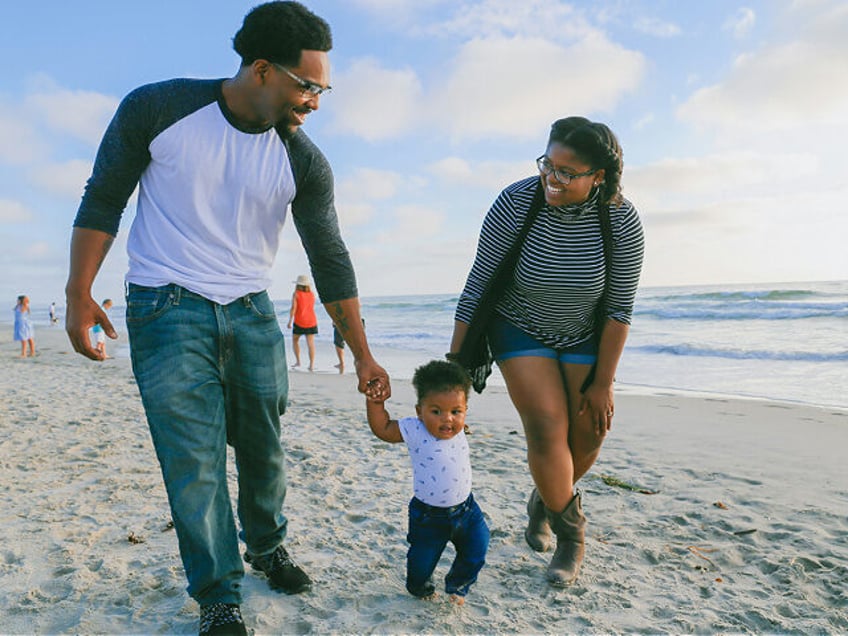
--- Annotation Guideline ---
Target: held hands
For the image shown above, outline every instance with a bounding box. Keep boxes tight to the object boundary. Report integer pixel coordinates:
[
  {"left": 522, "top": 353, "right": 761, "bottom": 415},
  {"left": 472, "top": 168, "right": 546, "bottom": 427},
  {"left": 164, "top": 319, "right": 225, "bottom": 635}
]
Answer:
[
  {"left": 355, "top": 357, "right": 391, "bottom": 402},
  {"left": 578, "top": 382, "right": 615, "bottom": 436},
  {"left": 66, "top": 293, "right": 117, "bottom": 361}
]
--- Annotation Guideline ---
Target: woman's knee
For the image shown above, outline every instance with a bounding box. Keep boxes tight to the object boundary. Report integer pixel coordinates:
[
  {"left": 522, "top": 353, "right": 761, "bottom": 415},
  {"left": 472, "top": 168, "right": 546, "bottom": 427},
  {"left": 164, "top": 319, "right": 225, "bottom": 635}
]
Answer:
[{"left": 521, "top": 413, "right": 569, "bottom": 452}]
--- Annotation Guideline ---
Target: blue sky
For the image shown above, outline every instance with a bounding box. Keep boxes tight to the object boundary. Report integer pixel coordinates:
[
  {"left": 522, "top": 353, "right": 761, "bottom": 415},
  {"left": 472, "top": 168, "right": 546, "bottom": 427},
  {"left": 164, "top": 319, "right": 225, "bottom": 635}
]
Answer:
[{"left": 1, "top": 0, "right": 847, "bottom": 307}]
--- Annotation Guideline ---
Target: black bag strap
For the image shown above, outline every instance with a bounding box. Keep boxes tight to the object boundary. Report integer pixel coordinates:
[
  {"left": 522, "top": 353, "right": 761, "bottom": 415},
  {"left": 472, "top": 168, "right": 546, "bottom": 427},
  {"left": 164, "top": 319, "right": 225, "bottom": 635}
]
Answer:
[
  {"left": 580, "top": 202, "right": 614, "bottom": 392},
  {"left": 598, "top": 203, "right": 613, "bottom": 314},
  {"left": 458, "top": 182, "right": 545, "bottom": 368}
]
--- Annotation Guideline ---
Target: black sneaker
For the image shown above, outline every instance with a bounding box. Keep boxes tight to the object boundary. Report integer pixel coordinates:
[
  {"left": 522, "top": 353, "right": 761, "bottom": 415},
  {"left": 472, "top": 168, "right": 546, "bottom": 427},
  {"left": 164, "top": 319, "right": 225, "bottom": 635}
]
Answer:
[
  {"left": 199, "top": 603, "right": 247, "bottom": 636},
  {"left": 245, "top": 545, "right": 312, "bottom": 594}
]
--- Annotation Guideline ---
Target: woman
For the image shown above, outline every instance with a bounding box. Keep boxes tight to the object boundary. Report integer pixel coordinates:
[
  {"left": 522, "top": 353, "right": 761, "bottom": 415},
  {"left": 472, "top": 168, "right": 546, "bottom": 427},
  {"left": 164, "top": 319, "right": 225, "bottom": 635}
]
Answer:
[
  {"left": 287, "top": 274, "right": 318, "bottom": 371},
  {"left": 14, "top": 295, "right": 36, "bottom": 358},
  {"left": 450, "top": 117, "right": 644, "bottom": 586}
]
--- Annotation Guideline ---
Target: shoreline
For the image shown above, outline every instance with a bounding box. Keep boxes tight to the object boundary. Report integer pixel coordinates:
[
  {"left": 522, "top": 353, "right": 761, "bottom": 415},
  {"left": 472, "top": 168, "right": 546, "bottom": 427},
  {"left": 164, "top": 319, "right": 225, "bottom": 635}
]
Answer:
[{"left": 4, "top": 327, "right": 847, "bottom": 412}]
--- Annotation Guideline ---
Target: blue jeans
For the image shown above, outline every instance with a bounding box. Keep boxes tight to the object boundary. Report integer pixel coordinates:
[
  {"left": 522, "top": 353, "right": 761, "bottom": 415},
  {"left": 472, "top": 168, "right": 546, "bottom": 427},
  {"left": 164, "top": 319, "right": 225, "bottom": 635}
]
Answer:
[
  {"left": 406, "top": 494, "right": 489, "bottom": 598},
  {"left": 126, "top": 284, "right": 289, "bottom": 605}
]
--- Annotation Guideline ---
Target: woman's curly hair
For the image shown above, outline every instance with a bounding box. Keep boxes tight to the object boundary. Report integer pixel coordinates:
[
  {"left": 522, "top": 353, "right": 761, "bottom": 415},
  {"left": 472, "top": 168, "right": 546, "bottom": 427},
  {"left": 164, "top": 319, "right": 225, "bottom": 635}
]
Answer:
[{"left": 548, "top": 116, "right": 624, "bottom": 208}]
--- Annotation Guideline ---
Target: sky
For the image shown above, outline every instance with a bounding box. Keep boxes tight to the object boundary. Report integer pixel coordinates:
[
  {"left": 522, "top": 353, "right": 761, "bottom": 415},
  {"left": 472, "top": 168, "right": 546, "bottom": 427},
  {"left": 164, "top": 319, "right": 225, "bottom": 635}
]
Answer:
[{"left": 1, "top": 0, "right": 847, "bottom": 308}]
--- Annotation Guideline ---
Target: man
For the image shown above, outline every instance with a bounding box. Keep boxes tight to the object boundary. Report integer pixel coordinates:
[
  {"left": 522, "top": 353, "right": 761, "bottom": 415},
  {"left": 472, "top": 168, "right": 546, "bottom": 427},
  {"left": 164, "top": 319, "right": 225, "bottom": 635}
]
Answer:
[{"left": 65, "top": 3, "right": 390, "bottom": 634}]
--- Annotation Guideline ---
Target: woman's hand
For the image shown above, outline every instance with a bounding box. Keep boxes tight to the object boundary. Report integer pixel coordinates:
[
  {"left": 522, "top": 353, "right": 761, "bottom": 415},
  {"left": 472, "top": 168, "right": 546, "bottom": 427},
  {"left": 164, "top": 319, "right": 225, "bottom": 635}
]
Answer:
[{"left": 578, "top": 382, "right": 615, "bottom": 436}]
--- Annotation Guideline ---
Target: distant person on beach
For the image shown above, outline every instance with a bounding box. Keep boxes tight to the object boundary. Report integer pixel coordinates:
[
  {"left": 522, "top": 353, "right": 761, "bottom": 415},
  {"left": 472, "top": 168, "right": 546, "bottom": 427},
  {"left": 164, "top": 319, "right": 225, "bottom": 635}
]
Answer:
[
  {"left": 91, "top": 298, "right": 113, "bottom": 359},
  {"left": 333, "top": 324, "right": 345, "bottom": 372},
  {"left": 13, "top": 295, "right": 36, "bottom": 358},
  {"left": 450, "top": 117, "right": 644, "bottom": 587},
  {"left": 366, "top": 360, "right": 489, "bottom": 605},
  {"left": 64, "top": 2, "right": 390, "bottom": 633},
  {"left": 49, "top": 302, "right": 58, "bottom": 325},
  {"left": 333, "top": 316, "right": 364, "bottom": 373},
  {"left": 287, "top": 274, "right": 317, "bottom": 371}
]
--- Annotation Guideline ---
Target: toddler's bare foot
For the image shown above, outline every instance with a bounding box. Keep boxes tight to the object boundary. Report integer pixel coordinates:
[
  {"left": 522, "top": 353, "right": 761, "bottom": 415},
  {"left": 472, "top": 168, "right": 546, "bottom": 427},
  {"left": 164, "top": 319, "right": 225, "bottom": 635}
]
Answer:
[{"left": 449, "top": 594, "right": 465, "bottom": 606}]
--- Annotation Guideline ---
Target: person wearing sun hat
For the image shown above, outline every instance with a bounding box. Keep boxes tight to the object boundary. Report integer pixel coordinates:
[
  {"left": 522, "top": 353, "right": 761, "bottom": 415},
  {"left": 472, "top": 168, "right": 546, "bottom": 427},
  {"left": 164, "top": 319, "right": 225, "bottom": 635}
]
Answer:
[{"left": 287, "top": 274, "right": 318, "bottom": 370}]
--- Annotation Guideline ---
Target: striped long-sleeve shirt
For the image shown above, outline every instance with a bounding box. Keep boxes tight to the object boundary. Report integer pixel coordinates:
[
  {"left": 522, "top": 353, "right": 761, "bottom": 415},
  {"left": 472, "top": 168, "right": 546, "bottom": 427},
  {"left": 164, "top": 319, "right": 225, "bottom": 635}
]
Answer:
[{"left": 455, "top": 176, "right": 645, "bottom": 349}]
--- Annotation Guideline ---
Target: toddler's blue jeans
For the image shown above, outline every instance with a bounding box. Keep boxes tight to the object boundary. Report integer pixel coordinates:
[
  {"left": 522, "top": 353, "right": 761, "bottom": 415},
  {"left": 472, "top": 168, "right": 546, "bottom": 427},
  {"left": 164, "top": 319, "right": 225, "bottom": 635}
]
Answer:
[
  {"left": 126, "top": 283, "right": 289, "bottom": 606},
  {"left": 406, "top": 493, "right": 489, "bottom": 598}
]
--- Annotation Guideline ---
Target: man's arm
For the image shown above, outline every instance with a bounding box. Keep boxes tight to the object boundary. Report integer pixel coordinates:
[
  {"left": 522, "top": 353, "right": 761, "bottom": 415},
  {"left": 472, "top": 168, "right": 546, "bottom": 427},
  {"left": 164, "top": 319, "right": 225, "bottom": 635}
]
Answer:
[
  {"left": 65, "top": 227, "right": 118, "bottom": 360},
  {"left": 324, "top": 298, "right": 390, "bottom": 400}
]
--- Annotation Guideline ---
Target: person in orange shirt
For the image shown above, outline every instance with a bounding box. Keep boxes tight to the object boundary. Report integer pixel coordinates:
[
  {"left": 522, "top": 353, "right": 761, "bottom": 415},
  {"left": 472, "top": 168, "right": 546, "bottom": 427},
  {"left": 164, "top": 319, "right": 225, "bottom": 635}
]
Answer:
[{"left": 287, "top": 274, "right": 318, "bottom": 370}]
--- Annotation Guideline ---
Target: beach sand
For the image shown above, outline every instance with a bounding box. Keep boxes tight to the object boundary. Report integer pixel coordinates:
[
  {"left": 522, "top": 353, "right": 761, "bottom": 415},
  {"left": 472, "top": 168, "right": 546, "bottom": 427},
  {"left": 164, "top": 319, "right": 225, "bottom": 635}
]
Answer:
[{"left": 1, "top": 328, "right": 846, "bottom": 634}]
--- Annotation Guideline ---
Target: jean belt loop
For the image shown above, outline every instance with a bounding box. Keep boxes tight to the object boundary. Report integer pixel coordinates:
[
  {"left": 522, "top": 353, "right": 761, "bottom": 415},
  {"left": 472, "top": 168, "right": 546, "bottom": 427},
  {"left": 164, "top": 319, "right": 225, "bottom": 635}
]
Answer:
[
  {"left": 242, "top": 292, "right": 252, "bottom": 308},
  {"left": 172, "top": 284, "right": 181, "bottom": 306}
]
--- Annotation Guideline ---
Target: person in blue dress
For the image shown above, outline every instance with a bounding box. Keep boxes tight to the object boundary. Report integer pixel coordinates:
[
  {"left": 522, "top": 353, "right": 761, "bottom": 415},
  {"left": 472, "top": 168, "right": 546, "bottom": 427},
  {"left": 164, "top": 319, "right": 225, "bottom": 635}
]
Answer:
[{"left": 13, "top": 295, "right": 36, "bottom": 358}]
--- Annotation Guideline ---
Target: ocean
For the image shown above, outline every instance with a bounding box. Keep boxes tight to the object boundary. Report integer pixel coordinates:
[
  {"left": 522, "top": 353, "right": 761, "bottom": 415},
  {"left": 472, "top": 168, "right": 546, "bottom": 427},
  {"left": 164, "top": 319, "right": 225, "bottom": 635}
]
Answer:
[{"left": 11, "top": 280, "right": 847, "bottom": 409}]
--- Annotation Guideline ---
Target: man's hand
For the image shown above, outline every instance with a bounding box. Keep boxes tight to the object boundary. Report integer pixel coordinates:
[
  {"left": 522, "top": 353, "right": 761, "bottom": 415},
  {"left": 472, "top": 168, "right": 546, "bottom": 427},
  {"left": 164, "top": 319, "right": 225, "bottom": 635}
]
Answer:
[
  {"left": 65, "top": 227, "right": 117, "bottom": 360},
  {"left": 66, "top": 294, "right": 117, "bottom": 361}
]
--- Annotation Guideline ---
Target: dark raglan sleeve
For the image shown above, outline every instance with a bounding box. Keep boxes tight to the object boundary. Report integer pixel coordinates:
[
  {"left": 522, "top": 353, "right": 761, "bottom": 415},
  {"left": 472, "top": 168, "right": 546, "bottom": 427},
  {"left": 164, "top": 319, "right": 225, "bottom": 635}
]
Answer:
[
  {"left": 73, "top": 85, "right": 157, "bottom": 236},
  {"left": 73, "top": 79, "right": 220, "bottom": 236},
  {"left": 286, "top": 129, "right": 358, "bottom": 304}
]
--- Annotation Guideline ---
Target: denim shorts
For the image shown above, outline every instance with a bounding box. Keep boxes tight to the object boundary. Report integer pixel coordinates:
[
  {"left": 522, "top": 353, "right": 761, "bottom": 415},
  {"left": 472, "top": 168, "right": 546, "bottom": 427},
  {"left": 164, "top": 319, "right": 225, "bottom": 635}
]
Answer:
[{"left": 488, "top": 314, "right": 597, "bottom": 365}]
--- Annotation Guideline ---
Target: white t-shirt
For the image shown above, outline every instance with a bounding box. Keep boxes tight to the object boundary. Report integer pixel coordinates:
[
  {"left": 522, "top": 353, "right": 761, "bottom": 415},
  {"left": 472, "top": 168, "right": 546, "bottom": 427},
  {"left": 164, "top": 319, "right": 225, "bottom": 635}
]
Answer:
[
  {"left": 398, "top": 416, "right": 472, "bottom": 508},
  {"left": 127, "top": 102, "right": 295, "bottom": 304}
]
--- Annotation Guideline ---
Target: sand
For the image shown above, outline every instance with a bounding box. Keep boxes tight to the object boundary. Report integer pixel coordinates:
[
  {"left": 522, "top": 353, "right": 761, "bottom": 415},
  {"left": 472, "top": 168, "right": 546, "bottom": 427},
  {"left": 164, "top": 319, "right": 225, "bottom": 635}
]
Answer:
[{"left": 1, "top": 328, "right": 846, "bottom": 635}]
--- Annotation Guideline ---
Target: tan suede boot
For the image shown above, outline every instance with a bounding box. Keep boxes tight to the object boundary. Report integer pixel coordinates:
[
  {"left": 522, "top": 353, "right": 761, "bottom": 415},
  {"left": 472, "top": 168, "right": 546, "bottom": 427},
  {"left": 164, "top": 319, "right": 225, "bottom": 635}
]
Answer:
[
  {"left": 524, "top": 487, "right": 553, "bottom": 552},
  {"left": 545, "top": 492, "right": 586, "bottom": 587}
]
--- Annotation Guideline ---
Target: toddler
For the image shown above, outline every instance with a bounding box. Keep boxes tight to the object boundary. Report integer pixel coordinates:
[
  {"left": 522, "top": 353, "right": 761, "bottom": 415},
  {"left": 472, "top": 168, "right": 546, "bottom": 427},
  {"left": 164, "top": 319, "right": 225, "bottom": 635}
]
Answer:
[{"left": 366, "top": 360, "right": 489, "bottom": 604}]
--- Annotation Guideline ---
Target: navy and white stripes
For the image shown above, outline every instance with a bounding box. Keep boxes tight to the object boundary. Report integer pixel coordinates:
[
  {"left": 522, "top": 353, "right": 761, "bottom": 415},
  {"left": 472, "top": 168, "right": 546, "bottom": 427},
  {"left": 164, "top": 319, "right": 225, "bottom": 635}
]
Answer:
[{"left": 456, "top": 176, "right": 644, "bottom": 349}]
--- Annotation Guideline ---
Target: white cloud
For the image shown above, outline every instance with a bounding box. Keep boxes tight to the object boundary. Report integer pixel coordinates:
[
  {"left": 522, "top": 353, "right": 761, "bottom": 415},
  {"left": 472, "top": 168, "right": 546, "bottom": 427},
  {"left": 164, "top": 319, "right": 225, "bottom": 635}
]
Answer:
[
  {"left": 625, "top": 151, "right": 819, "bottom": 212},
  {"left": 678, "top": 6, "right": 848, "bottom": 132},
  {"left": 350, "top": 0, "right": 450, "bottom": 20},
  {"left": 428, "top": 157, "right": 473, "bottom": 182},
  {"left": 336, "top": 167, "right": 403, "bottom": 201},
  {"left": 633, "top": 113, "right": 655, "bottom": 131},
  {"left": 634, "top": 17, "right": 681, "bottom": 38},
  {"left": 0, "top": 103, "right": 47, "bottom": 164},
  {"left": 427, "top": 156, "right": 531, "bottom": 190},
  {"left": 24, "top": 75, "right": 118, "bottom": 146},
  {"left": 386, "top": 203, "right": 445, "bottom": 238},
  {"left": 435, "top": 35, "right": 645, "bottom": 140},
  {"left": 29, "top": 159, "right": 92, "bottom": 200},
  {"left": 436, "top": 0, "right": 594, "bottom": 40},
  {"left": 642, "top": 186, "right": 848, "bottom": 286},
  {"left": 336, "top": 202, "right": 375, "bottom": 228},
  {"left": 723, "top": 8, "right": 756, "bottom": 39},
  {"left": 0, "top": 198, "right": 32, "bottom": 222},
  {"left": 24, "top": 241, "right": 51, "bottom": 259},
  {"left": 327, "top": 58, "right": 423, "bottom": 141},
  {"left": 334, "top": 167, "right": 405, "bottom": 228}
]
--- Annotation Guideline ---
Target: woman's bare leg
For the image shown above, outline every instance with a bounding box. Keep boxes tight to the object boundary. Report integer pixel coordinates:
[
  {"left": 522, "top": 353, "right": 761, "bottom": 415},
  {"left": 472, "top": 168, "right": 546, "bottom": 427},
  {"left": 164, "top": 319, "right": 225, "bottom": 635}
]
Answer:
[
  {"left": 291, "top": 334, "right": 301, "bottom": 366},
  {"left": 561, "top": 362, "right": 607, "bottom": 482},
  {"left": 306, "top": 334, "right": 316, "bottom": 371},
  {"left": 498, "top": 356, "right": 574, "bottom": 512}
]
